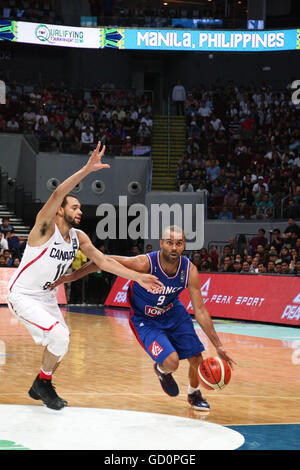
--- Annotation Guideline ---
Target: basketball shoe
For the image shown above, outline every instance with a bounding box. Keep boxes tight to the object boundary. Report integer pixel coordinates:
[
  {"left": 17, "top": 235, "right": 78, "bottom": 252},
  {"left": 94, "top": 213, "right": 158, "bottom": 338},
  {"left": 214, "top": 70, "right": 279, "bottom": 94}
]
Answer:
[
  {"left": 28, "top": 375, "right": 67, "bottom": 410},
  {"left": 188, "top": 389, "right": 210, "bottom": 412},
  {"left": 154, "top": 363, "right": 179, "bottom": 397}
]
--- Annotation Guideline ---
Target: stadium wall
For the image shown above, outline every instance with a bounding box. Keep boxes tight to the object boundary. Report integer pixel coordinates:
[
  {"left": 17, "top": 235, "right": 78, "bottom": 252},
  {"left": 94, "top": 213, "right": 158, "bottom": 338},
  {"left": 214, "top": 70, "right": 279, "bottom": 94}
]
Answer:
[{"left": 3, "top": 41, "right": 300, "bottom": 90}]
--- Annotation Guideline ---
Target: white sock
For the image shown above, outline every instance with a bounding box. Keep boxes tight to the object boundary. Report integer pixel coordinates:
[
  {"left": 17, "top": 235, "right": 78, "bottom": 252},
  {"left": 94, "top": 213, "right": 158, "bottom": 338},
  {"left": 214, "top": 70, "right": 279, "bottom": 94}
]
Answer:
[
  {"left": 157, "top": 364, "right": 166, "bottom": 374},
  {"left": 188, "top": 385, "right": 199, "bottom": 395}
]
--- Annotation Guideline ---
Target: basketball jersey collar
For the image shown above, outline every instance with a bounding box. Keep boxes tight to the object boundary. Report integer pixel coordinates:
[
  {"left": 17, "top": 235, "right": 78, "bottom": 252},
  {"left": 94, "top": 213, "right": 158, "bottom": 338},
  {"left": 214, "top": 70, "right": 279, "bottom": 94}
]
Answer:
[
  {"left": 55, "top": 224, "right": 74, "bottom": 246},
  {"left": 156, "top": 251, "right": 182, "bottom": 279}
]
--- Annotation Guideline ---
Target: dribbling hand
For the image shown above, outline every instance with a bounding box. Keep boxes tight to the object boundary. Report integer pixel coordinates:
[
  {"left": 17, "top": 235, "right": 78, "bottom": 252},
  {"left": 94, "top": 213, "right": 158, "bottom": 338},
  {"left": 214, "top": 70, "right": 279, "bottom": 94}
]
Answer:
[{"left": 216, "top": 345, "right": 236, "bottom": 370}]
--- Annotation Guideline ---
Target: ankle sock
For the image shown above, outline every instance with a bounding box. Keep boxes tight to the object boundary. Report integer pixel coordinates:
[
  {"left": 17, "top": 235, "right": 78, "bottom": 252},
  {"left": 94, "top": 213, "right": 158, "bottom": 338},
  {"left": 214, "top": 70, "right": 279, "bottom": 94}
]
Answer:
[
  {"left": 188, "top": 385, "right": 199, "bottom": 395},
  {"left": 157, "top": 364, "right": 167, "bottom": 375},
  {"left": 39, "top": 368, "right": 52, "bottom": 381}
]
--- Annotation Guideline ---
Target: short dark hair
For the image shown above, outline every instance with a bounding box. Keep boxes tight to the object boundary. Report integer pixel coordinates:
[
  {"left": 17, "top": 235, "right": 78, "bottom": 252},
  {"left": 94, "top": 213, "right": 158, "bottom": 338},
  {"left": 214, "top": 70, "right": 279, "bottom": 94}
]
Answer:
[{"left": 61, "top": 193, "right": 78, "bottom": 208}]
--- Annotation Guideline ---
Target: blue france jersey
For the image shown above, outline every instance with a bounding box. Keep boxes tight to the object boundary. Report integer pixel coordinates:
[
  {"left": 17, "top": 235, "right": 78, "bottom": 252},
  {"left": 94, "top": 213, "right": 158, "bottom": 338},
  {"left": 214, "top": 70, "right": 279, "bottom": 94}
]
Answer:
[{"left": 128, "top": 250, "right": 191, "bottom": 322}]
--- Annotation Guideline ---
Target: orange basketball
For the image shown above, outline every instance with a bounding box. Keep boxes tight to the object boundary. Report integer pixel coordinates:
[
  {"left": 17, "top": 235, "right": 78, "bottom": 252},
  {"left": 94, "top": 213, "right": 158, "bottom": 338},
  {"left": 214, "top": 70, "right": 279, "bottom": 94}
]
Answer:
[{"left": 198, "top": 357, "right": 231, "bottom": 390}]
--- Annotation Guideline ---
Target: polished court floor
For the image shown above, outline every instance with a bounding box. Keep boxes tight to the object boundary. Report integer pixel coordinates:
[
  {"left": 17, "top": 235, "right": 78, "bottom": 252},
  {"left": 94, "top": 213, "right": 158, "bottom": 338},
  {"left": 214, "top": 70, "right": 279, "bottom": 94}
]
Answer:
[{"left": 0, "top": 304, "right": 299, "bottom": 450}]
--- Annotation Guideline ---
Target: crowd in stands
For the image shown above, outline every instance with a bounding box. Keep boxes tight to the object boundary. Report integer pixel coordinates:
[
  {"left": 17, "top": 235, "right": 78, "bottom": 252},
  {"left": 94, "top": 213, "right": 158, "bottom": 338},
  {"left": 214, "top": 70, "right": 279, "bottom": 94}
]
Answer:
[
  {"left": 187, "top": 223, "right": 300, "bottom": 275},
  {"left": 90, "top": 0, "right": 223, "bottom": 28},
  {"left": 0, "top": 79, "right": 153, "bottom": 156},
  {"left": 0, "top": 217, "right": 24, "bottom": 268},
  {"left": 129, "top": 222, "right": 300, "bottom": 276},
  {"left": 2, "top": 0, "right": 61, "bottom": 24},
  {"left": 176, "top": 80, "right": 300, "bottom": 220}
]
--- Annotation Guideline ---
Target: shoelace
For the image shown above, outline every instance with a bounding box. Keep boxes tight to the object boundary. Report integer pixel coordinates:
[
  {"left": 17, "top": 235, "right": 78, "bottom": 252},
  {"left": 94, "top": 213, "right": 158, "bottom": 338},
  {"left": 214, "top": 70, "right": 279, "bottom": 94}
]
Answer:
[{"left": 41, "top": 379, "right": 60, "bottom": 399}]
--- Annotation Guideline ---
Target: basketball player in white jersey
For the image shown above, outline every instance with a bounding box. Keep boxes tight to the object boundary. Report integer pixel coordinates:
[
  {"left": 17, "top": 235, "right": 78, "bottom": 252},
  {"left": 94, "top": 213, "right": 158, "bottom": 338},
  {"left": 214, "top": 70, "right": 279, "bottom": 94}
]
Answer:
[{"left": 7, "top": 141, "right": 163, "bottom": 411}]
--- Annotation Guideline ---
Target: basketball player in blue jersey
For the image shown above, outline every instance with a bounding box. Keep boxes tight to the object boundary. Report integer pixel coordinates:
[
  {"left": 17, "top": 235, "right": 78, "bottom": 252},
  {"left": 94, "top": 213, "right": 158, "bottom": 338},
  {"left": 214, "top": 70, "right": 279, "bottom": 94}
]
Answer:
[
  {"left": 51, "top": 225, "right": 235, "bottom": 412},
  {"left": 7, "top": 141, "right": 163, "bottom": 411}
]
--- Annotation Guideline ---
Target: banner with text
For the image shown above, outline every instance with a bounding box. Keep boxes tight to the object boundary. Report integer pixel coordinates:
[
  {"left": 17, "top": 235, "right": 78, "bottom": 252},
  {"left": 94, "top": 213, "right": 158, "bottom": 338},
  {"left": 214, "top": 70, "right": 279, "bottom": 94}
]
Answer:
[
  {"left": 0, "top": 268, "right": 67, "bottom": 304},
  {"left": 105, "top": 273, "right": 300, "bottom": 326},
  {"left": 0, "top": 21, "right": 300, "bottom": 51}
]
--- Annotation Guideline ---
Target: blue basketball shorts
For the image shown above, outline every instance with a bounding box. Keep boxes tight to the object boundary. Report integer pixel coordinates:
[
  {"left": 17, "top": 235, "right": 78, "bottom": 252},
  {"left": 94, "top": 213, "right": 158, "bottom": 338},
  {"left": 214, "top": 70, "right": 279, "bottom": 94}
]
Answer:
[{"left": 129, "top": 307, "right": 205, "bottom": 365}]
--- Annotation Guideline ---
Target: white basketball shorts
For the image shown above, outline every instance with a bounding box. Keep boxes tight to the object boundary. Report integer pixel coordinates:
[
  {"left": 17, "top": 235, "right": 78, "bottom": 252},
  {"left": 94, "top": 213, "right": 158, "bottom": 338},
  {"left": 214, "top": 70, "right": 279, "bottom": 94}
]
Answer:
[{"left": 7, "top": 291, "right": 68, "bottom": 347}]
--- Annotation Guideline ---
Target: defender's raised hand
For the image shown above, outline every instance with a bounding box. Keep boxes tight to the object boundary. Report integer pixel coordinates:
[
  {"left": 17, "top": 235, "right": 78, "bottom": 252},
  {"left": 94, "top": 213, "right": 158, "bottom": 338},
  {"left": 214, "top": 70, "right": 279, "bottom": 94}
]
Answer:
[{"left": 86, "top": 141, "right": 110, "bottom": 173}]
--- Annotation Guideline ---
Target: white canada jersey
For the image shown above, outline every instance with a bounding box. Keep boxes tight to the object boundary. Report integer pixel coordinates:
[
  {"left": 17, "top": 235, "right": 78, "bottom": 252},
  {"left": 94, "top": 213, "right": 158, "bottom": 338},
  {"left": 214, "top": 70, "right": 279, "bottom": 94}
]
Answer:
[{"left": 8, "top": 225, "right": 80, "bottom": 296}]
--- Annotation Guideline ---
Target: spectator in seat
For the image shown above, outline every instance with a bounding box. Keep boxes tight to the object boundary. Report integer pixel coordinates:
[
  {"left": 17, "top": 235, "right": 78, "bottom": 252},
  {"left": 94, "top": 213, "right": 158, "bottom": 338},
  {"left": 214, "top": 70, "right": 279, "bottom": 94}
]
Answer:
[
  {"left": 0, "top": 217, "right": 14, "bottom": 235},
  {"left": 293, "top": 256, "right": 300, "bottom": 275},
  {"left": 221, "top": 255, "right": 234, "bottom": 272},
  {"left": 280, "top": 247, "right": 291, "bottom": 263},
  {"left": 270, "top": 228, "right": 283, "bottom": 254},
  {"left": 234, "top": 234, "right": 248, "bottom": 258},
  {"left": 121, "top": 136, "right": 133, "bottom": 156},
  {"left": 2, "top": 249, "right": 12, "bottom": 266},
  {"left": 232, "top": 259, "right": 242, "bottom": 273},
  {"left": 206, "top": 159, "right": 221, "bottom": 181},
  {"left": 241, "top": 261, "right": 251, "bottom": 273},
  {"left": 123, "top": 112, "right": 136, "bottom": 135},
  {"left": 289, "top": 248, "right": 300, "bottom": 271},
  {"left": 252, "top": 176, "right": 269, "bottom": 195},
  {"left": 283, "top": 218, "right": 300, "bottom": 238},
  {"left": 224, "top": 188, "right": 239, "bottom": 215},
  {"left": 283, "top": 199, "right": 300, "bottom": 219},
  {"left": 0, "top": 254, "right": 7, "bottom": 266},
  {"left": 256, "top": 193, "right": 274, "bottom": 219},
  {"left": 248, "top": 228, "right": 268, "bottom": 252},
  {"left": 81, "top": 126, "right": 94, "bottom": 147},
  {"left": 218, "top": 206, "right": 233, "bottom": 220},
  {"left": 257, "top": 262, "right": 266, "bottom": 273},
  {"left": 275, "top": 259, "right": 283, "bottom": 274},
  {"left": 51, "top": 125, "right": 63, "bottom": 142},
  {"left": 200, "top": 261, "right": 211, "bottom": 272},
  {"left": 23, "top": 106, "right": 36, "bottom": 128},
  {"left": 281, "top": 260, "right": 293, "bottom": 274},
  {"left": 208, "top": 245, "right": 219, "bottom": 272},
  {"left": 7, "top": 116, "right": 19, "bottom": 132},
  {"left": 255, "top": 244, "right": 268, "bottom": 265},
  {"left": 140, "top": 112, "right": 153, "bottom": 130},
  {"left": 12, "top": 257, "right": 20, "bottom": 267},
  {"left": 179, "top": 181, "right": 194, "bottom": 192},
  {"left": 0, "top": 231, "right": 8, "bottom": 253},
  {"left": 198, "top": 99, "right": 212, "bottom": 118},
  {"left": 5, "top": 231, "right": 20, "bottom": 258},
  {"left": 267, "top": 260, "right": 276, "bottom": 274},
  {"left": 192, "top": 253, "right": 201, "bottom": 272},
  {"left": 137, "top": 121, "right": 151, "bottom": 140},
  {"left": 238, "top": 185, "right": 254, "bottom": 219}
]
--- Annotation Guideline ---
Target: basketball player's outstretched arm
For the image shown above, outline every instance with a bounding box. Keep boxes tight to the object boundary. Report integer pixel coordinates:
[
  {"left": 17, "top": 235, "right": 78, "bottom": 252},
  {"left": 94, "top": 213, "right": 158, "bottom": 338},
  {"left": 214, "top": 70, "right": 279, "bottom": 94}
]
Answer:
[
  {"left": 28, "top": 142, "right": 109, "bottom": 245},
  {"left": 76, "top": 233, "right": 162, "bottom": 292},
  {"left": 50, "top": 255, "right": 150, "bottom": 289},
  {"left": 188, "top": 263, "right": 236, "bottom": 369}
]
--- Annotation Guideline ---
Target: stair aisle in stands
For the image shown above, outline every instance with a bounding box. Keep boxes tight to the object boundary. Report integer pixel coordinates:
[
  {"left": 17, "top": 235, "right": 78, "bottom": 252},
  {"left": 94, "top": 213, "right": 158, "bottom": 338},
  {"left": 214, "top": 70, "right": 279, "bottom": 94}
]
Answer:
[{"left": 151, "top": 115, "right": 186, "bottom": 191}]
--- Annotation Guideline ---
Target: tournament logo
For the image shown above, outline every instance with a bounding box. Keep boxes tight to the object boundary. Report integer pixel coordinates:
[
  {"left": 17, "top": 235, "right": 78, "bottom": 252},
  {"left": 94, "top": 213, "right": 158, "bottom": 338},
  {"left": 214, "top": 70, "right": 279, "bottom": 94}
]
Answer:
[
  {"left": 35, "top": 24, "right": 50, "bottom": 42},
  {"left": 35, "top": 24, "right": 84, "bottom": 45}
]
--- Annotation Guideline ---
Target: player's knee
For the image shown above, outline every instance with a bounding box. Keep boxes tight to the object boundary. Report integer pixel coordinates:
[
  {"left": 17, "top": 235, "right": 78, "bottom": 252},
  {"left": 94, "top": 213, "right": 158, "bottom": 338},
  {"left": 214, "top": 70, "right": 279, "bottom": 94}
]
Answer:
[
  {"left": 162, "top": 352, "right": 179, "bottom": 372},
  {"left": 47, "top": 322, "right": 70, "bottom": 357}
]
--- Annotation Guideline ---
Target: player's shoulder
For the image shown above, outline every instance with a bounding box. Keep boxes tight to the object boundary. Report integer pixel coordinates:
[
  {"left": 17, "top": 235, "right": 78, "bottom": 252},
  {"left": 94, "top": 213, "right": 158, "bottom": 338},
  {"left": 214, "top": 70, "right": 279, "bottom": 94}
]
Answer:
[{"left": 73, "top": 228, "right": 88, "bottom": 241}]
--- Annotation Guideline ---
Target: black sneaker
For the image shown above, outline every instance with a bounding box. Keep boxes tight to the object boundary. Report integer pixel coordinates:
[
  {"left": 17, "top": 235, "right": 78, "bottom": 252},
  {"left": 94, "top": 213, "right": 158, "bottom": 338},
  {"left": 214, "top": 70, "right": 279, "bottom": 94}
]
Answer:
[
  {"left": 154, "top": 363, "right": 179, "bottom": 397},
  {"left": 188, "top": 390, "right": 210, "bottom": 412},
  {"left": 28, "top": 375, "right": 67, "bottom": 410}
]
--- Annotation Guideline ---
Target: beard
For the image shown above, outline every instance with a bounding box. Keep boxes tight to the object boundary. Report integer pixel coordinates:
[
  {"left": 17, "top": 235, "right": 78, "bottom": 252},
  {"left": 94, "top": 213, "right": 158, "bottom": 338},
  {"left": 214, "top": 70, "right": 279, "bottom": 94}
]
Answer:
[
  {"left": 64, "top": 214, "right": 81, "bottom": 228},
  {"left": 162, "top": 250, "right": 179, "bottom": 264}
]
